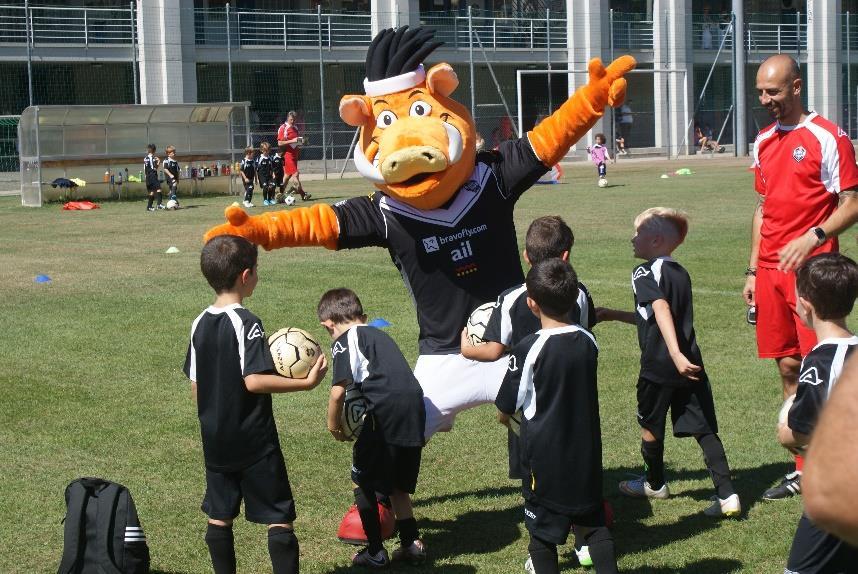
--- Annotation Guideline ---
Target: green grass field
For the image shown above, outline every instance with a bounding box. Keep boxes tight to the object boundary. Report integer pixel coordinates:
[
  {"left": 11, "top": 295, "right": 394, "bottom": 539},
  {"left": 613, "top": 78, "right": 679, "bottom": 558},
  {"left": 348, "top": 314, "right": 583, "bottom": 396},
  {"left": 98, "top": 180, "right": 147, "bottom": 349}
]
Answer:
[{"left": 2, "top": 158, "right": 853, "bottom": 573}]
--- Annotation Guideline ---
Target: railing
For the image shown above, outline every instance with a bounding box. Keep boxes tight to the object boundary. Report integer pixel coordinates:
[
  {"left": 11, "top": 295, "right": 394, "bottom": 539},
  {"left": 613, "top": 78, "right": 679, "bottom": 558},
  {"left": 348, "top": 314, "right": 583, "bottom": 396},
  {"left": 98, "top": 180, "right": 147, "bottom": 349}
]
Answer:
[
  {"left": 420, "top": 12, "right": 566, "bottom": 50},
  {"left": 843, "top": 13, "right": 858, "bottom": 52},
  {"left": 610, "top": 14, "right": 653, "bottom": 51},
  {"left": 0, "top": 4, "right": 134, "bottom": 46},
  {"left": 194, "top": 8, "right": 373, "bottom": 48},
  {"left": 691, "top": 13, "right": 805, "bottom": 52}
]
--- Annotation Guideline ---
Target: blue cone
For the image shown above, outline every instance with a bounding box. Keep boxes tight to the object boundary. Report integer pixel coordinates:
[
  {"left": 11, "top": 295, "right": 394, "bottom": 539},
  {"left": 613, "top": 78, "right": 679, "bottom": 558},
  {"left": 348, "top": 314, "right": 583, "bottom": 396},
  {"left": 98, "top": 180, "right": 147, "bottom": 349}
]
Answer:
[
  {"left": 368, "top": 318, "right": 391, "bottom": 328},
  {"left": 35, "top": 274, "right": 52, "bottom": 283}
]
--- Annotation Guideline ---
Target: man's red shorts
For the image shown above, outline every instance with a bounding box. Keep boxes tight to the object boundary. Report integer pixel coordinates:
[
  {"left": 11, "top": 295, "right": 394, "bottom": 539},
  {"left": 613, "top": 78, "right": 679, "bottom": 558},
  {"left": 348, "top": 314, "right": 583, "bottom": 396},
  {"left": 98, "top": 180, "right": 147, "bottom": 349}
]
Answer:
[
  {"left": 284, "top": 152, "right": 299, "bottom": 175},
  {"left": 755, "top": 266, "right": 817, "bottom": 358}
]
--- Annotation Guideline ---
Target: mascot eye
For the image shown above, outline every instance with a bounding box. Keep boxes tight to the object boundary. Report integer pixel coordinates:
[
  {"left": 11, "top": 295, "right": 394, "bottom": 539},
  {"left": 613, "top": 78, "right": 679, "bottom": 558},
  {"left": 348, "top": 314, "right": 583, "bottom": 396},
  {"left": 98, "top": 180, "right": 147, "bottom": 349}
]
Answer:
[
  {"left": 376, "top": 110, "right": 398, "bottom": 129},
  {"left": 409, "top": 101, "right": 432, "bottom": 117}
]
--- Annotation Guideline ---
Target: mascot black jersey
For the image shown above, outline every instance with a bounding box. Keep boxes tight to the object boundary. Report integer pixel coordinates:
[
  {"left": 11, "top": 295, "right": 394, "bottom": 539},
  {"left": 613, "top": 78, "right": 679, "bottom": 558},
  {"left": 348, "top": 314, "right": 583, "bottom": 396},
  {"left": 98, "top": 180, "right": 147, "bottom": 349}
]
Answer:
[{"left": 333, "top": 137, "right": 548, "bottom": 355}]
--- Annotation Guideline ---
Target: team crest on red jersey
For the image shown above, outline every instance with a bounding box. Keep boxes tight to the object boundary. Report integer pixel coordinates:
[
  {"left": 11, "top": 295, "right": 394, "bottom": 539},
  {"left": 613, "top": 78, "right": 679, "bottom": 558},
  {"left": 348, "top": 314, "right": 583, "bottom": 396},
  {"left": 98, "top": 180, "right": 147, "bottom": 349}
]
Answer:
[{"left": 792, "top": 146, "right": 806, "bottom": 162}]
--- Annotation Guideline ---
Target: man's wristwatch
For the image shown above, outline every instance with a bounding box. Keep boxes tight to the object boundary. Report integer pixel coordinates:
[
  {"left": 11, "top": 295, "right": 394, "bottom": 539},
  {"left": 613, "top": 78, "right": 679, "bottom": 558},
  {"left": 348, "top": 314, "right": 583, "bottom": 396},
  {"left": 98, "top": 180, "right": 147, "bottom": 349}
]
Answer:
[
  {"left": 810, "top": 226, "right": 827, "bottom": 245},
  {"left": 744, "top": 267, "right": 756, "bottom": 277}
]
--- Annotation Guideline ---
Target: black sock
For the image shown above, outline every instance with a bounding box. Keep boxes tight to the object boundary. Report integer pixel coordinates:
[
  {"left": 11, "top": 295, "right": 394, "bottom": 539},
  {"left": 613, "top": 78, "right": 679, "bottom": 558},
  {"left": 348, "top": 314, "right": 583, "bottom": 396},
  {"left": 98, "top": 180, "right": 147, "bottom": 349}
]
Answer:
[
  {"left": 397, "top": 517, "right": 418, "bottom": 548},
  {"left": 641, "top": 439, "right": 665, "bottom": 489},
  {"left": 146, "top": 193, "right": 154, "bottom": 209},
  {"left": 268, "top": 526, "right": 299, "bottom": 574},
  {"left": 205, "top": 523, "right": 236, "bottom": 574},
  {"left": 582, "top": 526, "right": 619, "bottom": 574},
  {"left": 155, "top": 191, "right": 162, "bottom": 206},
  {"left": 527, "top": 535, "right": 559, "bottom": 574},
  {"left": 354, "top": 486, "right": 383, "bottom": 554},
  {"left": 245, "top": 190, "right": 252, "bottom": 202},
  {"left": 697, "top": 433, "right": 735, "bottom": 499}
]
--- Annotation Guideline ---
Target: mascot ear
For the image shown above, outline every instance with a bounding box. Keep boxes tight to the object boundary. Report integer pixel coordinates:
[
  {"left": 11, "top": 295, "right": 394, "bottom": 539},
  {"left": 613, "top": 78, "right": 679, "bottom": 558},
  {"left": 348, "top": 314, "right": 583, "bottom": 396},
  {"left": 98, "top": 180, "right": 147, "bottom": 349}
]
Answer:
[
  {"left": 426, "top": 63, "right": 459, "bottom": 98},
  {"left": 339, "top": 95, "right": 372, "bottom": 127}
]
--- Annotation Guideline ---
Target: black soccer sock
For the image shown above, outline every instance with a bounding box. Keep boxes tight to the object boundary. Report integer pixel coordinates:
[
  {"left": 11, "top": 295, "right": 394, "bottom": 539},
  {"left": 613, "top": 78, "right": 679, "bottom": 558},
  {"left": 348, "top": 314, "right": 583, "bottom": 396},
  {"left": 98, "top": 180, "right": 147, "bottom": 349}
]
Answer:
[
  {"left": 581, "top": 527, "right": 619, "bottom": 574},
  {"left": 397, "top": 517, "right": 418, "bottom": 548},
  {"left": 205, "top": 523, "right": 236, "bottom": 574},
  {"left": 268, "top": 526, "right": 299, "bottom": 574},
  {"left": 641, "top": 439, "right": 665, "bottom": 489},
  {"left": 155, "top": 191, "right": 162, "bottom": 206},
  {"left": 527, "top": 535, "right": 559, "bottom": 574},
  {"left": 146, "top": 192, "right": 154, "bottom": 209},
  {"left": 354, "top": 486, "right": 383, "bottom": 554},
  {"left": 697, "top": 433, "right": 735, "bottom": 499},
  {"left": 245, "top": 188, "right": 252, "bottom": 202}
]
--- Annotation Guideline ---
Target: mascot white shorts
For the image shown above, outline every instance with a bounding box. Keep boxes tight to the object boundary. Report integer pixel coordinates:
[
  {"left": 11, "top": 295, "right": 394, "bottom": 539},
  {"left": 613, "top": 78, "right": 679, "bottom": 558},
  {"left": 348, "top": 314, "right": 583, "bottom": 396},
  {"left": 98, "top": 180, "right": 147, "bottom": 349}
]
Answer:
[{"left": 415, "top": 354, "right": 509, "bottom": 439}]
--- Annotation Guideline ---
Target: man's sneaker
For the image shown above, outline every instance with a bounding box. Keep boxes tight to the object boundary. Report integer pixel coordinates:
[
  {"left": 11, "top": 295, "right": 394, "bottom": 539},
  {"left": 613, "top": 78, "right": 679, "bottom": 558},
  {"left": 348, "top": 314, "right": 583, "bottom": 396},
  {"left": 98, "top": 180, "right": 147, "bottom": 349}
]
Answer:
[
  {"left": 352, "top": 547, "right": 389, "bottom": 568},
  {"left": 575, "top": 545, "right": 593, "bottom": 567},
  {"left": 242, "top": 200, "right": 254, "bottom": 208},
  {"left": 619, "top": 475, "right": 670, "bottom": 499},
  {"left": 524, "top": 555, "right": 535, "bottom": 574},
  {"left": 391, "top": 539, "right": 427, "bottom": 564},
  {"left": 301, "top": 192, "right": 312, "bottom": 201},
  {"left": 704, "top": 493, "right": 742, "bottom": 518},
  {"left": 763, "top": 471, "right": 801, "bottom": 500}
]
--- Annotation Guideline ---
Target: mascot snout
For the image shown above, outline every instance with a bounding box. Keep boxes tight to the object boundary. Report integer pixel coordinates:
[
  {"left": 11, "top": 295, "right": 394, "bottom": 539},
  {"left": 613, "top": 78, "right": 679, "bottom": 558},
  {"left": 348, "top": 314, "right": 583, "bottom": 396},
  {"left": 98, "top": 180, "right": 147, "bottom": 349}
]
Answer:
[{"left": 381, "top": 146, "right": 446, "bottom": 184}]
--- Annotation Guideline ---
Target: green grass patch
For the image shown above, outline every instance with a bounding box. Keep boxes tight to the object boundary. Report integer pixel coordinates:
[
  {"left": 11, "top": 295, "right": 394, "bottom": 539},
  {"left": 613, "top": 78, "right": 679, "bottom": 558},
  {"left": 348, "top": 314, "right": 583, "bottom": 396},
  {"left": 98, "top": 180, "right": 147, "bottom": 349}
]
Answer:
[{"left": 2, "top": 158, "right": 852, "bottom": 573}]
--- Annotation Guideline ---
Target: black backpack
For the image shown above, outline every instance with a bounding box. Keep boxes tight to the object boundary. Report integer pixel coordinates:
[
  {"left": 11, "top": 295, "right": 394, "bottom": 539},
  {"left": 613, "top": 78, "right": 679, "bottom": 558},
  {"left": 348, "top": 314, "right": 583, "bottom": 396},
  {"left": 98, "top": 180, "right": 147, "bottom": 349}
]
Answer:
[{"left": 57, "top": 478, "right": 150, "bottom": 574}]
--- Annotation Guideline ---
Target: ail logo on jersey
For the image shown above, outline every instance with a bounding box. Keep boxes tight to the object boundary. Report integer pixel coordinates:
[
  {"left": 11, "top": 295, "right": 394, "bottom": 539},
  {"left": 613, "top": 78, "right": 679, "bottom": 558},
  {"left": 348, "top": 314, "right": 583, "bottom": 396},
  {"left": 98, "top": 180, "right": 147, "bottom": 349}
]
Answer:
[
  {"left": 422, "top": 236, "right": 440, "bottom": 253},
  {"left": 632, "top": 266, "right": 650, "bottom": 281},
  {"left": 247, "top": 323, "right": 263, "bottom": 340},
  {"left": 792, "top": 146, "right": 807, "bottom": 163},
  {"left": 798, "top": 366, "right": 823, "bottom": 386},
  {"left": 451, "top": 240, "right": 474, "bottom": 262},
  {"left": 332, "top": 342, "right": 348, "bottom": 356},
  {"left": 507, "top": 355, "right": 519, "bottom": 372}
]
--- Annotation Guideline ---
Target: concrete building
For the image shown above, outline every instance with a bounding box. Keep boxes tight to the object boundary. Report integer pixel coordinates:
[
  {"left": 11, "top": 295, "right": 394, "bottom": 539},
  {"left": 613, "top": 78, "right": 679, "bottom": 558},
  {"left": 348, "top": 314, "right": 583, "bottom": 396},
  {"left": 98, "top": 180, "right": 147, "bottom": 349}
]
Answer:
[{"left": 1, "top": 0, "right": 856, "bottom": 160}]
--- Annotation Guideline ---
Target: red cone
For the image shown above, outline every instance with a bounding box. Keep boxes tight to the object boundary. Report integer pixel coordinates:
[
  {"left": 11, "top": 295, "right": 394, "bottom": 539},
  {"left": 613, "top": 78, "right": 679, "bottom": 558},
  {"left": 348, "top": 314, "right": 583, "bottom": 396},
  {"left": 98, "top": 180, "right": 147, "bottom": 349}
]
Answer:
[{"left": 337, "top": 501, "right": 397, "bottom": 545}]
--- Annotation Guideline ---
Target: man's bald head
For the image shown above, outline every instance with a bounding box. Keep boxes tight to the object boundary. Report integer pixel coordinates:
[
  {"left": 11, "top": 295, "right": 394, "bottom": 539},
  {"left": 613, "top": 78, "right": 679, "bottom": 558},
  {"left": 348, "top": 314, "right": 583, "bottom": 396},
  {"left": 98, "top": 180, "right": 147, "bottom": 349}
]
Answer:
[{"left": 756, "top": 54, "right": 804, "bottom": 124}]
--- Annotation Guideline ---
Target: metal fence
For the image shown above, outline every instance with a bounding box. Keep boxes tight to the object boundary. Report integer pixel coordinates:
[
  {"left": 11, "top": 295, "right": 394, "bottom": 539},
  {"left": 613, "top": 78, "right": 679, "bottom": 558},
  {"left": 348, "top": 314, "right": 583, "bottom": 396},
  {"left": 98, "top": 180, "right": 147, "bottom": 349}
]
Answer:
[
  {"left": 0, "top": 4, "right": 134, "bottom": 46},
  {"left": 421, "top": 12, "right": 567, "bottom": 50}
]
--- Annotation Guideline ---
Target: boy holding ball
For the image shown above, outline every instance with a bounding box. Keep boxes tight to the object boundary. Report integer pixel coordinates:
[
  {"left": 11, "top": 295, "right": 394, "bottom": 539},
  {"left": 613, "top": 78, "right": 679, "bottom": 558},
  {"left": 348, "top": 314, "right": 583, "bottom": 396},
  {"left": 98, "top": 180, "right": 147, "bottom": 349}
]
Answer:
[
  {"left": 183, "top": 235, "right": 327, "bottom": 574},
  {"left": 318, "top": 288, "right": 426, "bottom": 568}
]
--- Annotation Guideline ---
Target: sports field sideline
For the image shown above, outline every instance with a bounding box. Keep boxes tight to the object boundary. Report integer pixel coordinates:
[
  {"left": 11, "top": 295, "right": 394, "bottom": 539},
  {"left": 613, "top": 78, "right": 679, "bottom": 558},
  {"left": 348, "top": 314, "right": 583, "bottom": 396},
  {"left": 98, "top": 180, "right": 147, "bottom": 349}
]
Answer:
[{"left": 2, "top": 157, "right": 854, "bottom": 573}]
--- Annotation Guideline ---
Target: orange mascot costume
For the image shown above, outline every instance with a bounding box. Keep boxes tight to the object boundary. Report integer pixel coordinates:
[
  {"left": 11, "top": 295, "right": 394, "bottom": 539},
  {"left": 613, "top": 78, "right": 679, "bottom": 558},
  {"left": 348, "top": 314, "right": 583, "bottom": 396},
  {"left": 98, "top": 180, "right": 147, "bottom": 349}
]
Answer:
[{"left": 206, "top": 27, "right": 634, "bottom": 438}]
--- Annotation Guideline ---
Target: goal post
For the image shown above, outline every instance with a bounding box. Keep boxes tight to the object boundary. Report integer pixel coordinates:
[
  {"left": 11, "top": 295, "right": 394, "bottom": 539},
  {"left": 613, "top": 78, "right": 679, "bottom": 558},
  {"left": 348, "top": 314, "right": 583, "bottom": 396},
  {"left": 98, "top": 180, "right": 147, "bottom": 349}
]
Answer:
[{"left": 515, "top": 68, "right": 691, "bottom": 158}]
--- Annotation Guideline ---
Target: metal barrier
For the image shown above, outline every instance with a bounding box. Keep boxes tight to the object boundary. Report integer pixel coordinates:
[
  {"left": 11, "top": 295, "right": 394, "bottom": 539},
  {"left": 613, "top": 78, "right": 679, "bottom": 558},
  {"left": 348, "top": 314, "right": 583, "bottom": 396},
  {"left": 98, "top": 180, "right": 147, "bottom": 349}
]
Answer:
[
  {"left": 0, "top": 4, "right": 134, "bottom": 46},
  {"left": 610, "top": 14, "right": 654, "bottom": 51},
  {"left": 420, "top": 12, "right": 567, "bottom": 50}
]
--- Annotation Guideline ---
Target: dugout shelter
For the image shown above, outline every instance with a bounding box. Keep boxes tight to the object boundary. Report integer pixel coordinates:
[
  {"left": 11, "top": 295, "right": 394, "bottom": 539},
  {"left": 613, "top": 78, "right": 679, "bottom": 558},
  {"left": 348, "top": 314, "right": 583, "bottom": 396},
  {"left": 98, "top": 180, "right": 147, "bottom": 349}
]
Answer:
[{"left": 18, "top": 102, "right": 251, "bottom": 206}]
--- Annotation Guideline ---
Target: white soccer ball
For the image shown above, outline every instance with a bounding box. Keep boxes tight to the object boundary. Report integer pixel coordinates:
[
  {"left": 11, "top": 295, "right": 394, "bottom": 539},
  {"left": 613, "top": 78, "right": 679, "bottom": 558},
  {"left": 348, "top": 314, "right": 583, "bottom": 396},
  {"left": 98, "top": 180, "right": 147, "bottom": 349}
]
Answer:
[
  {"left": 465, "top": 302, "right": 496, "bottom": 346},
  {"left": 166, "top": 199, "right": 179, "bottom": 209},
  {"left": 341, "top": 383, "right": 369, "bottom": 441},
  {"left": 268, "top": 327, "right": 322, "bottom": 379},
  {"left": 284, "top": 194, "right": 296, "bottom": 206},
  {"left": 598, "top": 178, "right": 608, "bottom": 188}
]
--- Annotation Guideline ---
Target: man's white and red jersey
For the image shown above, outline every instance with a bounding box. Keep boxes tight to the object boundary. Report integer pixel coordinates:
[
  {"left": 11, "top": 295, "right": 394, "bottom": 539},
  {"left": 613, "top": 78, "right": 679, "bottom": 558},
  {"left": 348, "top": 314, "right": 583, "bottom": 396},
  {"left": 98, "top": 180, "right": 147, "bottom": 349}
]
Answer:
[
  {"left": 278, "top": 123, "right": 300, "bottom": 156},
  {"left": 752, "top": 112, "right": 858, "bottom": 267}
]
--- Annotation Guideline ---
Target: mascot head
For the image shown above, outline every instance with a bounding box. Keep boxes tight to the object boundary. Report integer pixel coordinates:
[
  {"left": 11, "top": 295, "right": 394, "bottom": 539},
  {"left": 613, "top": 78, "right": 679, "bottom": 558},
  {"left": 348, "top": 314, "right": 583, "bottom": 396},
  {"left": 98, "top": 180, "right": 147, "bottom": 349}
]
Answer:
[{"left": 339, "top": 27, "right": 476, "bottom": 211}]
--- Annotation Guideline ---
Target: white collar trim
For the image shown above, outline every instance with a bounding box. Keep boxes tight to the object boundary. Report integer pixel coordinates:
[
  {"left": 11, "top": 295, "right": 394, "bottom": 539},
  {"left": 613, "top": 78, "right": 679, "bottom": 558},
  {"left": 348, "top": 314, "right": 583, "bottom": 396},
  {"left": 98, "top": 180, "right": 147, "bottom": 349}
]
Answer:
[{"left": 777, "top": 111, "right": 817, "bottom": 131}]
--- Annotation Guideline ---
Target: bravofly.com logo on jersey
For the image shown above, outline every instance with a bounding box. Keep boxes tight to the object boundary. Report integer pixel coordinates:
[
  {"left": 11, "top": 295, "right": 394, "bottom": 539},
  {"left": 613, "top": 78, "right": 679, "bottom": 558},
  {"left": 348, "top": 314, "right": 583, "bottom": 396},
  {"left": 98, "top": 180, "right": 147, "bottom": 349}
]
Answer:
[{"left": 422, "top": 224, "right": 488, "bottom": 253}]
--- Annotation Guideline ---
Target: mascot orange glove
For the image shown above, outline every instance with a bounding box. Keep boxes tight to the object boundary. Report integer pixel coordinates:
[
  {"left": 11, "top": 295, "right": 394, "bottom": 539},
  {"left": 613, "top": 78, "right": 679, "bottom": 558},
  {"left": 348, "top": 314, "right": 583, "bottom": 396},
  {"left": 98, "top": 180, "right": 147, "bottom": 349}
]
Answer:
[
  {"left": 529, "top": 56, "right": 636, "bottom": 167},
  {"left": 202, "top": 202, "right": 339, "bottom": 250}
]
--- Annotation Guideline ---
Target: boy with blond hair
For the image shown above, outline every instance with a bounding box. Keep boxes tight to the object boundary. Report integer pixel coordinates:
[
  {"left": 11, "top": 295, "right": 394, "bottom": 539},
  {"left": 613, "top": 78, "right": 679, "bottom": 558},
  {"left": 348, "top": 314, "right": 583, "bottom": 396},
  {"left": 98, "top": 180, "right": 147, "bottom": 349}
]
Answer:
[
  {"left": 163, "top": 145, "right": 180, "bottom": 205},
  {"left": 598, "top": 207, "right": 740, "bottom": 517}
]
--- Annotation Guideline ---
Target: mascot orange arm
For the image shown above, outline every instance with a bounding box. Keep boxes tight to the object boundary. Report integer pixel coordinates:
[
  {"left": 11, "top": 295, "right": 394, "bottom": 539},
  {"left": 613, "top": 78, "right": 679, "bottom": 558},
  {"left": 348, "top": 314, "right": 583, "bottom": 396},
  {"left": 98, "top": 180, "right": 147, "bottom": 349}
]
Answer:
[{"left": 204, "top": 54, "right": 635, "bottom": 249}]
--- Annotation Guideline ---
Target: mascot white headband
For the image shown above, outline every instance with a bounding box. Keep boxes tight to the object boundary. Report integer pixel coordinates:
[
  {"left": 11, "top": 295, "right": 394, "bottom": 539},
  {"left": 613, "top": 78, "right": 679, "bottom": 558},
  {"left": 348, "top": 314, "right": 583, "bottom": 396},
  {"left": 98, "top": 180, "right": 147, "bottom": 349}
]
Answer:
[{"left": 364, "top": 64, "right": 426, "bottom": 97}]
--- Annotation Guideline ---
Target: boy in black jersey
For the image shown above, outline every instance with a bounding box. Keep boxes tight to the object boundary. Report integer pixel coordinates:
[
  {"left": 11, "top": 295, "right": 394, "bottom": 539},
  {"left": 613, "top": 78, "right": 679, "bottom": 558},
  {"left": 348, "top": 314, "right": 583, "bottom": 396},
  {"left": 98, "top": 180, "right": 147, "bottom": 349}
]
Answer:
[
  {"left": 273, "top": 145, "right": 286, "bottom": 203},
  {"left": 183, "top": 235, "right": 328, "bottom": 574},
  {"left": 257, "top": 142, "right": 276, "bottom": 206},
  {"left": 318, "top": 288, "right": 426, "bottom": 568},
  {"left": 496, "top": 259, "right": 618, "bottom": 574},
  {"left": 779, "top": 253, "right": 858, "bottom": 574},
  {"left": 240, "top": 146, "right": 257, "bottom": 208},
  {"left": 144, "top": 143, "right": 162, "bottom": 211},
  {"left": 597, "top": 207, "right": 739, "bottom": 517},
  {"left": 163, "top": 145, "right": 180, "bottom": 205}
]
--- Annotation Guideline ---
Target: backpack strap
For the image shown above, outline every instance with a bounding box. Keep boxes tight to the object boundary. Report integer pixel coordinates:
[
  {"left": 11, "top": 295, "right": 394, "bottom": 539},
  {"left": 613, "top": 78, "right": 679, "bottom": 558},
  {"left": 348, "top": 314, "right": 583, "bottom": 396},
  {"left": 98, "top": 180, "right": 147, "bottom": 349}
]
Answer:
[
  {"left": 57, "top": 481, "right": 89, "bottom": 574},
  {"left": 95, "top": 483, "right": 124, "bottom": 574}
]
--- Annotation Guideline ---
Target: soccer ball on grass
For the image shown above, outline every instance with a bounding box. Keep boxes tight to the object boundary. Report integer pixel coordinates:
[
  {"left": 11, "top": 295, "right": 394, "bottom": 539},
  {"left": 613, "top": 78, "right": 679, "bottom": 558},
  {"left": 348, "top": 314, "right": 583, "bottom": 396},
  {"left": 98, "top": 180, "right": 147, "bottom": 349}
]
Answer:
[
  {"left": 597, "top": 178, "right": 608, "bottom": 188},
  {"left": 284, "top": 194, "right": 296, "bottom": 206},
  {"left": 268, "top": 327, "right": 322, "bottom": 378}
]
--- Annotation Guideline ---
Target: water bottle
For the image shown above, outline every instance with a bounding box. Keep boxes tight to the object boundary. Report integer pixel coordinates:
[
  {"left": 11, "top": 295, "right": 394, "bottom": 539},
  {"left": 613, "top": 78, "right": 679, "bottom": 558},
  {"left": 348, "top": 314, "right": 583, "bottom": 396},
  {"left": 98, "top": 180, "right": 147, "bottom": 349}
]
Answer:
[{"left": 103, "top": 170, "right": 110, "bottom": 183}]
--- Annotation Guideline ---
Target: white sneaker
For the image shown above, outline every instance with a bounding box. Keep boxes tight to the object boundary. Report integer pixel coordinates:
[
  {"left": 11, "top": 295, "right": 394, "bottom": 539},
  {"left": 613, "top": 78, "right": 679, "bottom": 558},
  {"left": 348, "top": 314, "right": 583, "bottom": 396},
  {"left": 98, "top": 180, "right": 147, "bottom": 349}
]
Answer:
[
  {"left": 524, "top": 555, "right": 535, "bottom": 574},
  {"left": 575, "top": 545, "right": 593, "bottom": 567},
  {"left": 619, "top": 475, "right": 670, "bottom": 499},
  {"left": 242, "top": 200, "right": 254, "bottom": 208},
  {"left": 704, "top": 493, "right": 741, "bottom": 518}
]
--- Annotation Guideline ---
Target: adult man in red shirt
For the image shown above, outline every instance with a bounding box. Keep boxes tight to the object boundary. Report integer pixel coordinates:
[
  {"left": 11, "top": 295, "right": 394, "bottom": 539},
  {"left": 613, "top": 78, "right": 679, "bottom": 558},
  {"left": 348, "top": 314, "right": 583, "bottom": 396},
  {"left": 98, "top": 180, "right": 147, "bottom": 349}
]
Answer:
[
  {"left": 276, "top": 111, "right": 310, "bottom": 201},
  {"left": 744, "top": 54, "right": 858, "bottom": 500}
]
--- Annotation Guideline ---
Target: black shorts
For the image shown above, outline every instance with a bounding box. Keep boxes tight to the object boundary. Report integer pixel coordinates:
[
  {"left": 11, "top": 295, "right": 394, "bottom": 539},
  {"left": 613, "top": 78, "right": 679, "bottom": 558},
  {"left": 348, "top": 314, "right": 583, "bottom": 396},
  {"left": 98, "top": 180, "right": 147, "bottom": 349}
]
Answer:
[
  {"left": 636, "top": 377, "right": 718, "bottom": 441},
  {"left": 508, "top": 428, "right": 527, "bottom": 480},
  {"left": 786, "top": 513, "right": 858, "bottom": 574},
  {"left": 202, "top": 449, "right": 296, "bottom": 525},
  {"left": 523, "top": 500, "right": 606, "bottom": 546},
  {"left": 351, "top": 417, "right": 422, "bottom": 495},
  {"left": 146, "top": 174, "right": 160, "bottom": 192}
]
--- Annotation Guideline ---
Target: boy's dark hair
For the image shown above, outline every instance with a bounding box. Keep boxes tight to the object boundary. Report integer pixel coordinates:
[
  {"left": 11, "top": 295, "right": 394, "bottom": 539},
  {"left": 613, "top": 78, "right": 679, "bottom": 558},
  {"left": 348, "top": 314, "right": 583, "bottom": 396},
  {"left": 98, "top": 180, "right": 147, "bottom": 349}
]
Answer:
[
  {"left": 595, "top": 133, "right": 606, "bottom": 142},
  {"left": 245, "top": 146, "right": 255, "bottom": 155},
  {"left": 147, "top": 143, "right": 156, "bottom": 153},
  {"left": 796, "top": 253, "right": 858, "bottom": 320},
  {"left": 525, "top": 216, "right": 574, "bottom": 265},
  {"left": 318, "top": 288, "right": 365, "bottom": 324},
  {"left": 200, "top": 235, "right": 258, "bottom": 294},
  {"left": 526, "top": 258, "right": 579, "bottom": 318}
]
